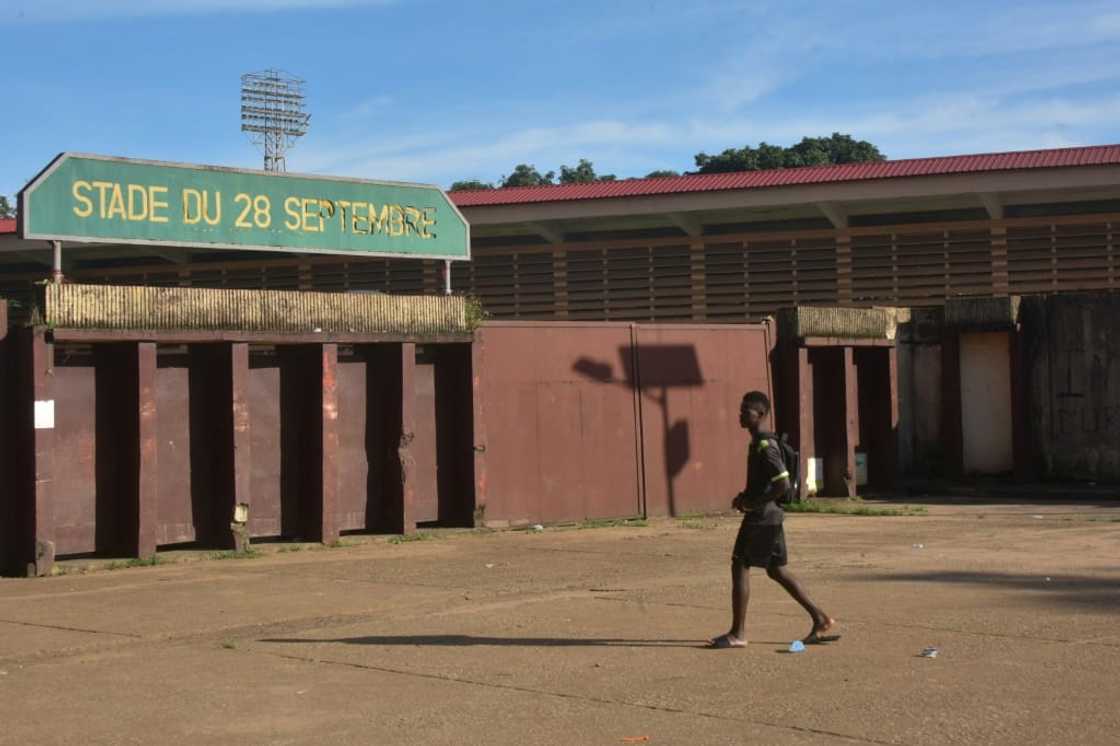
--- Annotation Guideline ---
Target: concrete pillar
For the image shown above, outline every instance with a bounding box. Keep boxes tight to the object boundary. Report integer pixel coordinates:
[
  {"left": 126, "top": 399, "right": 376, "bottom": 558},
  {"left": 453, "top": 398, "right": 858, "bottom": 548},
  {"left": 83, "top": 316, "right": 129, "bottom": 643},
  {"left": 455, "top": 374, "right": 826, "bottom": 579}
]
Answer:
[
  {"left": 783, "top": 344, "right": 815, "bottom": 500},
  {"left": 20, "top": 328, "right": 55, "bottom": 576},
  {"left": 230, "top": 343, "right": 252, "bottom": 545},
  {"left": 470, "top": 335, "right": 489, "bottom": 527},
  {"left": 885, "top": 345, "right": 901, "bottom": 486},
  {"left": 398, "top": 342, "right": 418, "bottom": 534},
  {"left": 840, "top": 347, "right": 859, "bottom": 498}
]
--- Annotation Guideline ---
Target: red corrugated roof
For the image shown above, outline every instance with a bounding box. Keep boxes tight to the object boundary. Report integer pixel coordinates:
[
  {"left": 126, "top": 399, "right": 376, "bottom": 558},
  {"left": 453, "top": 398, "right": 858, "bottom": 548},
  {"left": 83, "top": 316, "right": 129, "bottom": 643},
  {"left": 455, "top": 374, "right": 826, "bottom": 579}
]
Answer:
[
  {"left": 2, "top": 146, "right": 1117, "bottom": 230},
  {"left": 450, "top": 144, "right": 1120, "bottom": 207}
]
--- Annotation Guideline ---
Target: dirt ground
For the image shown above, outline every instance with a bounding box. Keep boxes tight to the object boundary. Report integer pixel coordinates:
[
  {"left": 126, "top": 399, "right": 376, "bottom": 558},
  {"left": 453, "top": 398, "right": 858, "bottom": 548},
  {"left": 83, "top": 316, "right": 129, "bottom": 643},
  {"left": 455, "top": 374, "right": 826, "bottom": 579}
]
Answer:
[{"left": 1, "top": 500, "right": 1119, "bottom": 746}]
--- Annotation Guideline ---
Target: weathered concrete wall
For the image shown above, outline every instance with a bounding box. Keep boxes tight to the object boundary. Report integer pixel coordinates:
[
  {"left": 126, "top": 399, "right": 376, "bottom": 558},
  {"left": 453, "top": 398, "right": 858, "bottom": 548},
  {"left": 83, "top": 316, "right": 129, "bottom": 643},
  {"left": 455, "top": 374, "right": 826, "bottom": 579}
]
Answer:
[
  {"left": 896, "top": 308, "right": 944, "bottom": 476},
  {"left": 1023, "top": 293, "right": 1120, "bottom": 481}
]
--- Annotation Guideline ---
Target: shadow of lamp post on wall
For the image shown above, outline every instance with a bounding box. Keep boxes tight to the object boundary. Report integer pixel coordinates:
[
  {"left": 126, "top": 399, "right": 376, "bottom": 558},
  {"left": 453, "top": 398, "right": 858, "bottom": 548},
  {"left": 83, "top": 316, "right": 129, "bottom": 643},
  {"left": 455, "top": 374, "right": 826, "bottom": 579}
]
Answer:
[{"left": 574, "top": 344, "right": 704, "bottom": 517}]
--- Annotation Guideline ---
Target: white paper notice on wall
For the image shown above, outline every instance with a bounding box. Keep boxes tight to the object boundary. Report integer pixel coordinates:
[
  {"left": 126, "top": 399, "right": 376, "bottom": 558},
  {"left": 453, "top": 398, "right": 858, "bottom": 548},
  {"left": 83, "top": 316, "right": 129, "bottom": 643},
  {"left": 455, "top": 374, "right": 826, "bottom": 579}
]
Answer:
[{"left": 34, "top": 400, "right": 55, "bottom": 430}]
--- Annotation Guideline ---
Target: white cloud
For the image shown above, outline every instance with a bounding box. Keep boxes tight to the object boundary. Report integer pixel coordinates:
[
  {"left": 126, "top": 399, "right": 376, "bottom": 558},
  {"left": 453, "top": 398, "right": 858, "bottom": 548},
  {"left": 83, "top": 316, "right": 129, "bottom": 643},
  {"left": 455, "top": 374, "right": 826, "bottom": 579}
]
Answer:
[
  {"left": 704, "top": 42, "right": 808, "bottom": 111},
  {"left": 687, "top": 92, "right": 1120, "bottom": 159},
  {"left": 292, "top": 85, "right": 1120, "bottom": 186},
  {"left": 298, "top": 120, "right": 676, "bottom": 183},
  {"left": 3, "top": 0, "right": 395, "bottom": 24},
  {"left": 342, "top": 96, "right": 395, "bottom": 120}
]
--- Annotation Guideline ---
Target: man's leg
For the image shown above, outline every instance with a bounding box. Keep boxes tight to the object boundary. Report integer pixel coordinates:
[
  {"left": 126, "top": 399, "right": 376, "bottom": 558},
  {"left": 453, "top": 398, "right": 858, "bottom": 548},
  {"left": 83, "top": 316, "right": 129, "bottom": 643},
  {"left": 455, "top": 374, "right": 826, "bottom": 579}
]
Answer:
[
  {"left": 709, "top": 559, "right": 750, "bottom": 647},
  {"left": 766, "top": 564, "right": 838, "bottom": 642}
]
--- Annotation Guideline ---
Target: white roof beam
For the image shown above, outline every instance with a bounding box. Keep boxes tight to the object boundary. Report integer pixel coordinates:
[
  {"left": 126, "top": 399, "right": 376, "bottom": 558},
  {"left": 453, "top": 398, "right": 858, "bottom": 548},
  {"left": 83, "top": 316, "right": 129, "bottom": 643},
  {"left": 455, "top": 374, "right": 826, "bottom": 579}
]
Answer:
[
  {"left": 526, "top": 221, "right": 565, "bottom": 244},
  {"left": 668, "top": 212, "right": 703, "bottom": 238},
  {"left": 978, "top": 192, "right": 1004, "bottom": 220},
  {"left": 816, "top": 202, "right": 848, "bottom": 229}
]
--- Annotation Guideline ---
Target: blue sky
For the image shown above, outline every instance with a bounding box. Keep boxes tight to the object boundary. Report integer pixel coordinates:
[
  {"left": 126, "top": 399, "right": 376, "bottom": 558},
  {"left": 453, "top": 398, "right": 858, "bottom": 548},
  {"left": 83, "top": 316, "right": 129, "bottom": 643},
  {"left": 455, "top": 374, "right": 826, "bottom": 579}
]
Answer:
[{"left": 2, "top": 0, "right": 1119, "bottom": 197}]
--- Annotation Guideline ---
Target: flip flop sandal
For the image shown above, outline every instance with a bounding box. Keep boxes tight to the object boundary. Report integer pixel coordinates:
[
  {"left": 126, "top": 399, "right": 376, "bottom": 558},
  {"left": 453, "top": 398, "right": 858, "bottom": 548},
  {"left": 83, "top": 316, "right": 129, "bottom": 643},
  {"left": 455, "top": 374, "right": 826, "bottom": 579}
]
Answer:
[{"left": 707, "top": 635, "right": 747, "bottom": 649}]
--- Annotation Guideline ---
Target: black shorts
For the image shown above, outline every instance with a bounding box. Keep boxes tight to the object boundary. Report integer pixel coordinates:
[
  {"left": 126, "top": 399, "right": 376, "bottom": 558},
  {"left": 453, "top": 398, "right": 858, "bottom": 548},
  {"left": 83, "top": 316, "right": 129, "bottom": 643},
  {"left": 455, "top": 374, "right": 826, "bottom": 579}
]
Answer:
[{"left": 732, "top": 520, "right": 788, "bottom": 568}]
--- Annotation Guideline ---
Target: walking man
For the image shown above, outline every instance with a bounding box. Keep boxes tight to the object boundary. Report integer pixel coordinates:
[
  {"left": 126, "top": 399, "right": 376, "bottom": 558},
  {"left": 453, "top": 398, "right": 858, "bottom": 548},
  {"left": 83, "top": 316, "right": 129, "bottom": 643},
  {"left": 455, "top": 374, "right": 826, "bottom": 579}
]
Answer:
[{"left": 708, "top": 391, "right": 838, "bottom": 649}]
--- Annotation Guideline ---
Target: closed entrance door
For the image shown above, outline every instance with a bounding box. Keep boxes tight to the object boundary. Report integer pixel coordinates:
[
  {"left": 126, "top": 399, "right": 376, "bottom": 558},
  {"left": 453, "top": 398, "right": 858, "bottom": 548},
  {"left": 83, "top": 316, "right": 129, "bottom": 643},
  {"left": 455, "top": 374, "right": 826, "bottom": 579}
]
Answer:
[{"left": 960, "top": 332, "right": 1013, "bottom": 474}]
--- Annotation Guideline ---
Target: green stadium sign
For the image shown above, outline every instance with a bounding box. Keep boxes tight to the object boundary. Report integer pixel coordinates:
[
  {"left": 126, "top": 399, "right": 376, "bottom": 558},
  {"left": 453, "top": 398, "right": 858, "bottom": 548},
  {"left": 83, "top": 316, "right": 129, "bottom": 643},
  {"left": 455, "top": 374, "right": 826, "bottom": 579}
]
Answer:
[{"left": 18, "top": 153, "right": 470, "bottom": 260}]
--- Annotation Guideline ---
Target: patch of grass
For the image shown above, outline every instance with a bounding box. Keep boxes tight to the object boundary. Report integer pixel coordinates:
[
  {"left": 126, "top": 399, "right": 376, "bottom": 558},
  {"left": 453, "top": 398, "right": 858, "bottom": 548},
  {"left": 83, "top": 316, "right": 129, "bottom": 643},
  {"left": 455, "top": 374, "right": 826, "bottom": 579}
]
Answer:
[
  {"left": 220, "top": 640, "right": 238, "bottom": 650},
  {"left": 278, "top": 544, "right": 304, "bottom": 553},
  {"left": 784, "top": 499, "right": 927, "bottom": 517},
  {"left": 678, "top": 518, "right": 717, "bottom": 530},
  {"left": 106, "top": 555, "right": 166, "bottom": 571},
  {"left": 388, "top": 532, "right": 436, "bottom": 545},
  {"left": 208, "top": 548, "right": 262, "bottom": 561},
  {"left": 578, "top": 518, "right": 649, "bottom": 530}
]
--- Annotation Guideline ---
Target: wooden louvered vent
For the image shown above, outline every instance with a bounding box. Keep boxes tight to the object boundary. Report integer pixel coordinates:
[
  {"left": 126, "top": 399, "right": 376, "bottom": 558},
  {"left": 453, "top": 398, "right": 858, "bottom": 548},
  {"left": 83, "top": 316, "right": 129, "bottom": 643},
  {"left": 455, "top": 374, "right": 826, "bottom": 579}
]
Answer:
[
  {"left": 703, "top": 238, "right": 837, "bottom": 321},
  {"left": 852, "top": 229, "right": 993, "bottom": 307},
  {"left": 453, "top": 249, "right": 556, "bottom": 319},
  {"left": 1007, "top": 221, "right": 1116, "bottom": 294}
]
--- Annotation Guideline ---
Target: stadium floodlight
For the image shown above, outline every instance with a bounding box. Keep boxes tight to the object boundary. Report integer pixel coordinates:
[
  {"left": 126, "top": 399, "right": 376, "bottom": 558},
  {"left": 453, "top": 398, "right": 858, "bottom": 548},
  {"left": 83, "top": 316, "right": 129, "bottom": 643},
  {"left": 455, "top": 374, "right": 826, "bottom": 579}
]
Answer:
[{"left": 240, "top": 69, "right": 310, "bottom": 172}]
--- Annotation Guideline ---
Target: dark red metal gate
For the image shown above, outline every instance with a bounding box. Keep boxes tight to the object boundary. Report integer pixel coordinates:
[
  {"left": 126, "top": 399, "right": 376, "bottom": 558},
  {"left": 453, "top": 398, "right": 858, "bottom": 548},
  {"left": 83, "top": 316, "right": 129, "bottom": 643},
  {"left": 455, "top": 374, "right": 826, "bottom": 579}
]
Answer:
[{"left": 473, "top": 321, "right": 774, "bottom": 523}]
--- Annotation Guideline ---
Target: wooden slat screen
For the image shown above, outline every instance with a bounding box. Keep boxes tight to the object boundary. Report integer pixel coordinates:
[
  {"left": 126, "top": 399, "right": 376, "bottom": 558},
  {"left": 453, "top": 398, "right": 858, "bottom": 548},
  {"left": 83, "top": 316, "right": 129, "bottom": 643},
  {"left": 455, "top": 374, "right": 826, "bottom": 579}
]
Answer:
[
  {"left": 306, "top": 259, "right": 425, "bottom": 294},
  {"left": 452, "top": 249, "right": 556, "bottom": 319},
  {"left": 795, "top": 237, "right": 840, "bottom": 307},
  {"left": 894, "top": 232, "right": 949, "bottom": 306},
  {"left": 650, "top": 245, "right": 693, "bottom": 321},
  {"left": 9, "top": 215, "right": 1120, "bottom": 326},
  {"left": 513, "top": 250, "right": 557, "bottom": 319},
  {"left": 704, "top": 239, "right": 837, "bottom": 320},
  {"left": 703, "top": 242, "right": 748, "bottom": 320},
  {"left": 564, "top": 244, "right": 693, "bottom": 321},
  {"left": 1007, "top": 221, "right": 1116, "bottom": 294},
  {"left": 854, "top": 230, "right": 994, "bottom": 306},
  {"left": 851, "top": 233, "right": 897, "bottom": 305},
  {"left": 1007, "top": 224, "right": 1055, "bottom": 294},
  {"left": 565, "top": 248, "right": 607, "bottom": 320},
  {"left": 946, "top": 229, "right": 994, "bottom": 297},
  {"left": 604, "top": 246, "right": 650, "bottom": 320},
  {"left": 1055, "top": 222, "right": 1113, "bottom": 292},
  {"left": 746, "top": 239, "right": 796, "bottom": 318}
]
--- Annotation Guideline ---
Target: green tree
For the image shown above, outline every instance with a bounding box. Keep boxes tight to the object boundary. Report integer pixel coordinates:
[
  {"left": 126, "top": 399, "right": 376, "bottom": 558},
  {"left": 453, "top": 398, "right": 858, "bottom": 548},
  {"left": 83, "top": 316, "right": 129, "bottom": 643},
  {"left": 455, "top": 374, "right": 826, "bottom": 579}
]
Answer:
[
  {"left": 559, "top": 158, "right": 616, "bottom": 184},
  {"left": 500, "top": 164, "right": 555, "bottom": 188},
  {"left": 645, "top": 169, "right": 681, "bottom": 178},
  {"left": 694, "top": 133, "right": 884, "bottom": 174},
  {"left": 0, "top": 195, "right": 14, "bottom": 219},
  {"left": 449, "top": 179, "right": 495, "bottom": 192}
]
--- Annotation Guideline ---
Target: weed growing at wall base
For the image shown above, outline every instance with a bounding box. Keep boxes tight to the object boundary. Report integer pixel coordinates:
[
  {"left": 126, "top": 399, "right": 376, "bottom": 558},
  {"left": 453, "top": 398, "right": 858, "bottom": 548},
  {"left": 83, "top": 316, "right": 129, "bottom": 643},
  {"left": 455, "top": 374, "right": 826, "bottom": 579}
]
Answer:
[
  {"left": 389, "top": 532, "right": 436, "bottom": 544},
  {"left": 784, "top": 500, "right": 927, "bottom": 517}
]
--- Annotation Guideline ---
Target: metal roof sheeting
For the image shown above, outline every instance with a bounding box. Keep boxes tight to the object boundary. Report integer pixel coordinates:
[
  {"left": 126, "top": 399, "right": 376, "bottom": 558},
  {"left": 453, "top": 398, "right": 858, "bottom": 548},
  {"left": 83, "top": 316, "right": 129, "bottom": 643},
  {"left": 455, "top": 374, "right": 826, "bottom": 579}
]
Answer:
[{"left": 450, "top": 144, "right": 1120, "bottom": 207}]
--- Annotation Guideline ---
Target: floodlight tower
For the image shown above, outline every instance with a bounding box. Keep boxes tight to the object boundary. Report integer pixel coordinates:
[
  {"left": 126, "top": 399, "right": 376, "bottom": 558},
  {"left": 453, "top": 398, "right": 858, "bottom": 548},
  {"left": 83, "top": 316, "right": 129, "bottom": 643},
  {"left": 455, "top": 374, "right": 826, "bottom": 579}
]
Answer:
[{"left": 240, "top": 69, "right": 310, "bottom": 172}]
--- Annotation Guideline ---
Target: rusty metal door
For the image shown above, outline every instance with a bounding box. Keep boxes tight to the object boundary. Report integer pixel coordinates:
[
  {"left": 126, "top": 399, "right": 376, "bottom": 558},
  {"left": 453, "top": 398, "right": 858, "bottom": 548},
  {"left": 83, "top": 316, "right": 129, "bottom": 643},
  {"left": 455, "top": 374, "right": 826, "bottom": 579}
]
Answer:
[
  {"left": 248, "top": 352, "right": 284, "bottom": 537},
  {"left": 635, "top": 324, "right": 773, "bottom": 517},
  {"left": 53, "top": 358, "right": 98, "bottom": 555},
  {"left": 475, "top": 322, "right": 643, "bottom": 524},
  {"left": 335, "top": 352, "right": 371, "bottom": 532},
  {"left": 155, "top": 356, "right": 195, "bottom": 546}
]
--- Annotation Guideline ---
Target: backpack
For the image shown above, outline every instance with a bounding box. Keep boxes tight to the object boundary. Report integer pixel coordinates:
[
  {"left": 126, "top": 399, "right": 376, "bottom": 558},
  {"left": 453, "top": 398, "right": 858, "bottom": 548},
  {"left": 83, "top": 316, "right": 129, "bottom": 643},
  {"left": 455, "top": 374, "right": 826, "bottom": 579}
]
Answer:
[{"left": 776, "top": 433, "right": 801, "bottom": 505}]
